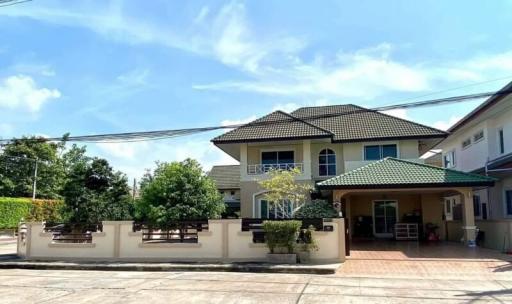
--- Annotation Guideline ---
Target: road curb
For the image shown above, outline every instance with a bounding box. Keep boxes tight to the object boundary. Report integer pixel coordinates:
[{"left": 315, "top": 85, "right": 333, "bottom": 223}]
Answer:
[{"left": 0, "top": 260, "right": 340, "bottom": 274}]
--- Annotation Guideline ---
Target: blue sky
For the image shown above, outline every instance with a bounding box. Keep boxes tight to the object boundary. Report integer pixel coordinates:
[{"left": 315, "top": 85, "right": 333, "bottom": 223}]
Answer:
[{"left": 0, "top": 0, "right": 512, "bottom": 180}]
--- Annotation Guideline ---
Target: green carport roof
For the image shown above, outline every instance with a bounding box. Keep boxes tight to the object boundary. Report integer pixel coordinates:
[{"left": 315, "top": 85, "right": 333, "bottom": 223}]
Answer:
[{"left": 317, "top": 158, "right": 496, "bottom": 189}]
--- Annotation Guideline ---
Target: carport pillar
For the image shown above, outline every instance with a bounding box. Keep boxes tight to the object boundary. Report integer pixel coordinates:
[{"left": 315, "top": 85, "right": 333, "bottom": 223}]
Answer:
[{"left": 460, "top": 188, "right": 476, "bottom": 245}]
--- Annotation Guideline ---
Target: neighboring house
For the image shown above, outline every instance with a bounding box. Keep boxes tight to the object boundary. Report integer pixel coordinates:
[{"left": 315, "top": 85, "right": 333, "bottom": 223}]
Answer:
[
  {"left": 435, "top": 81, "right": 512, "bottom": 251},
  {"left": 212, "top": 104, "right": 495, "bottom": 244},
  {"left": 208, "top": 165, "right": 241, "bottom": 217}
]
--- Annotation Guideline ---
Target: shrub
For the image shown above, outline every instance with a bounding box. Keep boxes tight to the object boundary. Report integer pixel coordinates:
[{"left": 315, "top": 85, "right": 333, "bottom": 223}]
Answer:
[
  {"left": 0, "top": 197, "right": 32, "bottom": 229},
  {"left": 27, "top": 199, "right": 65, "bottom": 223},
  {"left": 294, "top": 199, "right": 338, "bottom": 218},
  {"left": 0, "top": 197, "right": 64, "bottom": 229},
  {"left": 262, "top": 220, "right": 301, "bottom": 254}
]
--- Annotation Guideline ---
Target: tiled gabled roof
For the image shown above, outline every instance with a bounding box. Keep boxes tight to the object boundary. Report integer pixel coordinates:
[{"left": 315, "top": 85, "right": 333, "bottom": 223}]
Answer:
[
  {"left": 208, "top": 165, "right": 240, "bottom": 189},
  {"left": 212, "top": 110, "right": 332, "bottom": 143},
  {"left": 291, "top": 105, "right": 446, "bottom": 142},
  {"left": 317, "top": 157, "right": 495, "bottom": 189},
  {"left": 212, "top": 105, "right": 446, "bottom": 144}
]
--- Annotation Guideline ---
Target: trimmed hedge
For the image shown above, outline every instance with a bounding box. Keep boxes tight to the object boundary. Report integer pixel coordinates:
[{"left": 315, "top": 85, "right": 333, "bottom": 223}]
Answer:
[
  {"left": 0, "top": 197, "right": 64, "bottom": 229},
  {"left": 263, "top": 220, "right": 301, "bottom": 254}
]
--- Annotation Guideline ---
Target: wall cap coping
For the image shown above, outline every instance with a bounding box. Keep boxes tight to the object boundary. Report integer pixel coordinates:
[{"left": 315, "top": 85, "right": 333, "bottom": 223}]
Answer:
[
  {"left": 138, "top": 242, "right": 202, "bottom": 248},
  {"left": 103, "top": 221, "right": 134, "bottom": 225},
  {"left": 92, "top": 232, "right": 106, "bottom": 237},
  {"left": 237, "top": 231, "right": 252, "bottom": 236},
  {"left": 248, "top": 243, "right": 267, "bottom": 248},
  {"left": 48, "top": 243, "right": 96, "bottom": 248}
]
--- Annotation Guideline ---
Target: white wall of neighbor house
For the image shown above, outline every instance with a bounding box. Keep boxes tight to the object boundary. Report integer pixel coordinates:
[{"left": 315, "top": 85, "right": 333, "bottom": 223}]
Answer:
[
  {"left": 438, "top": 98, "right": 512, "bottom": 221},
  {"left": 18, "top": 219, "right": 346, "bottom": 263}
]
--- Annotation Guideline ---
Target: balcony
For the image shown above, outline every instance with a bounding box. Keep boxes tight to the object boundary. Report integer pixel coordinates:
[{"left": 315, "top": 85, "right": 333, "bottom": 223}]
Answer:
[{"left": 247, "top": 163, "right": 304, "bottom": 175}]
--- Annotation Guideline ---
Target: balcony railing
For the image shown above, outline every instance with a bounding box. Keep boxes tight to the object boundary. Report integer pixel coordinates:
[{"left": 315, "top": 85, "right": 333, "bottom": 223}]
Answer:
[{"left": 247, "top": 163, "right": 303, "bottom": 175}]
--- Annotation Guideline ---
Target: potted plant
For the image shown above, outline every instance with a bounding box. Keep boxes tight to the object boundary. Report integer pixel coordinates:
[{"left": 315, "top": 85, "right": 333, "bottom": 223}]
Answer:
[
  {"left": 297, "top": 225, "right": 319, "bottom": 263},
  {"left": 263, "top": 220, "right": 301, "bottom": 264}
]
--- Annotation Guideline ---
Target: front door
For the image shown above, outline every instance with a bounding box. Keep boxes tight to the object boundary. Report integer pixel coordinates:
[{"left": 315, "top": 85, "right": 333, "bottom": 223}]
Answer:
[{"left": 373, "top": 200, "right": 398, "bottom": 237}]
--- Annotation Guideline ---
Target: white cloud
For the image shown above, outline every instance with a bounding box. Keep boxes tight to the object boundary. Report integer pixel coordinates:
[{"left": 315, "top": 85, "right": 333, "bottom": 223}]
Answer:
[
  {"left": 193, "top": 6, "right": 210, "bottom": 24},
  {"left": 116, "top": 68, "right": 149, "bottom": 86},
  {"left": 91, "top": 136, "right": 239, "bottom": 181},
  {"left": 380, "top": 109, "right": 409, "bottom": 120},
  {"left": 0, "top": 75, "right": 61, "bottom": 112},
  {"left": 432, "top": 116, "right": 462, "bottom": 131},
  {"left": 96, "top": 141, "right": 149, "bottom": 161},
  {"left": 221, "top": 115, "right": 257, "bottom": 127}
]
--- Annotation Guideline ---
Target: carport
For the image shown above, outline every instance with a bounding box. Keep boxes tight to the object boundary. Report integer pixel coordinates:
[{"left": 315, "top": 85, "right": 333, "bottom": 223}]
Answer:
[{"left": 317, "top": 158, "right": 496, "bottom": 245}]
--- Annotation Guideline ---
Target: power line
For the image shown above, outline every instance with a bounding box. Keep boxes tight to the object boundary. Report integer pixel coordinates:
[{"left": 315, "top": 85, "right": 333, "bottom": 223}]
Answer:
[
  {"left": 0, "top": 88, "right": 509, "bottom": 144},
  {"left": 0, "top": 0, "right": 32, "bottom": 8}
]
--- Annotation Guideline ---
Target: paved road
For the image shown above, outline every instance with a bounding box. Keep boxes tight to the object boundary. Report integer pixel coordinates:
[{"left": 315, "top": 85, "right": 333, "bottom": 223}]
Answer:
[
  {"left": 0, "top": 268, "right": 511, "bottom": 303},
  {"left": 1, "top": 241, "right": 512, "bottom": 303}
]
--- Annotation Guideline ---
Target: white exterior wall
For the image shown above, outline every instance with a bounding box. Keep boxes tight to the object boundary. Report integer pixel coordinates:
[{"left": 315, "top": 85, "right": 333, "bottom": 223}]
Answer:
[{"left": 437, "top": 95, "right": 512, "bottom": 221}]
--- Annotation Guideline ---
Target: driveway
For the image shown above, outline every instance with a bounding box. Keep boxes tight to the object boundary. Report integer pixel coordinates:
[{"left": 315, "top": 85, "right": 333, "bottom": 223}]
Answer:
[{"left": 0, "top": 241, "right": 511, "bottom": 303}]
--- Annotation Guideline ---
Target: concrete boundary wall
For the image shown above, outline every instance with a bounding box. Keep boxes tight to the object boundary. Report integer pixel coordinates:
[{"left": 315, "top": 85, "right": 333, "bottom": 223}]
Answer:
[
  {"left": 446, "top": 220, "right": 512, "bottom": 252},
  {"left": 17, "top": 219, "right": 345, "bottom": 263}
]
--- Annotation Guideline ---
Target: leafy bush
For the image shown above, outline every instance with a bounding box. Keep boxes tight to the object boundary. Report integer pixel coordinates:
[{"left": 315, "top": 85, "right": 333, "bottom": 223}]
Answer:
[
  {"left": 27, "top": 199, "right": 65, "bottom": 223},
  {"left": 294, "top": 199, "right": 338, "bottom": 218},
  {"left": 0, "top": 197, "right": 64, "bottom": 229},
  {"left": 263, "top": 220, "right": 301, "bottom": 254},
  {"left": 0, "top": 197, "right": 32, "bottom": 229}
]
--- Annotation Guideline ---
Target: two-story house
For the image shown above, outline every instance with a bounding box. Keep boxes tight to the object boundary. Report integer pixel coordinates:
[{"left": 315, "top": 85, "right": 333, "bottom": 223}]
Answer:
[
  {"left": 212, "top": 105, "right": 494, "bottom": 243},
  {"left": 435, "top": 81, "right": 512, "bottom": 251}
]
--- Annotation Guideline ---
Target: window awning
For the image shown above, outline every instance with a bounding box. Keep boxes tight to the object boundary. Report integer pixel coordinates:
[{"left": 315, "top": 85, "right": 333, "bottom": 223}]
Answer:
[{"left": 317, "top": 158, "right": 496, "bottom": 189}]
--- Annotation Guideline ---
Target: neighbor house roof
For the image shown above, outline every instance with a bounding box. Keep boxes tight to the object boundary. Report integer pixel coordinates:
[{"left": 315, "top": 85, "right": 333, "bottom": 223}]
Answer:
[
  {"left": 208, "top": 165, "right": 240, "bottom": 189},
  {"left": 447, "top": 81, "right": 512, "bottom": 133},
  {"left": 317, "top": 157, "right": 495, "bottom": 189},
  {"left": 212, "top": 104, "right": 447, "bottom": 144}
]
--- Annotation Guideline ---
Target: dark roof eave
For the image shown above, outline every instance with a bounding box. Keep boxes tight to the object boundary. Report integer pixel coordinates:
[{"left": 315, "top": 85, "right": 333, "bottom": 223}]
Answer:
[
  {"left": 317, "top": 181, "right": 495, "bottom": 190},
  {"left": 212, "top": 134, "right": 333, "bottom": 144},
  {"left": 331, "top": 134, "right": 447, "bottom": 143}
]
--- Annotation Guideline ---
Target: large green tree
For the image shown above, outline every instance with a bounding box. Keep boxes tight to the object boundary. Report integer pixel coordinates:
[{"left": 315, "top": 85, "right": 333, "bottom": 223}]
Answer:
[
  {"left": 136, "top": 159, "right": 224, "bottom": 224},
  {"left": 0, "top": 136, "right": 67, "bottom": 198},
  {"left": 61, "top": 156, "right": 133, "bottom": 223}
]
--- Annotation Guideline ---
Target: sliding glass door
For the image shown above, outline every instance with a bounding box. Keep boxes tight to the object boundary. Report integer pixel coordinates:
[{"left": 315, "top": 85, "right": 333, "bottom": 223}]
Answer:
[{"left": 373, "top": 200, "right": 398, "bottom": 237}]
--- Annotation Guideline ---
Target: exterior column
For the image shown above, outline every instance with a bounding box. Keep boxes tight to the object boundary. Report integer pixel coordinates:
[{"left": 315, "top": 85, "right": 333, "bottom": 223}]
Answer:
[
  {"left": 302, "top": 140, "right": 311, "bottom": 179},
  {"left": 240, "top": 143, "right": 248, "bottom": 181},
  {"left": 460, "top": 188, "right": 476, "bottom": 245}
]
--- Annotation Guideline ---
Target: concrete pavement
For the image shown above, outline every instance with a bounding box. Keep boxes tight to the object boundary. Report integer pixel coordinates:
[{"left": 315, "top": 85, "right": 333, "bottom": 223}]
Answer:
[{"left": 0, "top": 267, "right": 511, "bottom": 303}]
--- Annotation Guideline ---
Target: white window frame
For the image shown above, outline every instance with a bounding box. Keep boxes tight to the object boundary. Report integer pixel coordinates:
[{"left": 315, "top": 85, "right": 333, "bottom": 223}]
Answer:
[
  {"left": 498, "top": 127, "right": 505, "bottom": 155},
  {"left": 444, "top": 198, "right": 454, "bottom": 221},
  {"left": 257, "top": 199, "right": 295, "bottom": 219},
  {"left": 461, "top": 138, "right": 472, "bottom": 149},
  {"left": 260, "top": 149, "right": 296, "bottom": 164},
  {"left": 318, "top": 148, "right": 336, "bottom": 176},
  {"left": 473, "top": 129, "right": 484, "bottom": 143},
  {"left": 372, "top": 200, "right": 399, "bottom": 238},
  {"left": 443, "top": 150, "right": 456, "bottom": 168},
  {"left": 362, "top": 142, "right": 399, "bottom": 161}
]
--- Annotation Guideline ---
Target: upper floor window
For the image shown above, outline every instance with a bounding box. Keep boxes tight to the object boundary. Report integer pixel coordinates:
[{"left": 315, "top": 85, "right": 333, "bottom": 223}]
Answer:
[
  {"left": 319, "top": 149, "right": 336, "bottom": 176},
  {"left": 473, "top": 130, "right": 484, "bottom": 143},
  {"left": 364, "top": 144, "right": 397, "bottom": 161},
  {"left": 261, "top": 151, "right": 294, "bottom": 165},
  {"left": 443, "top": 150, "right": 456, "bottom": 168},
  {"left": 462, "top": 138, "right": 471, "bottom": 149},
  {"left": 499, "top": 128, "right": 505, "bottom": 154}
]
